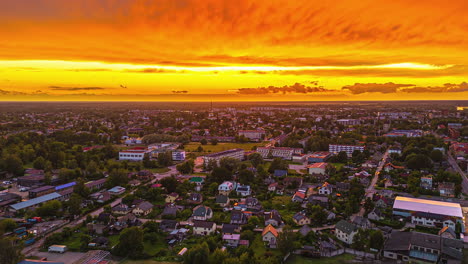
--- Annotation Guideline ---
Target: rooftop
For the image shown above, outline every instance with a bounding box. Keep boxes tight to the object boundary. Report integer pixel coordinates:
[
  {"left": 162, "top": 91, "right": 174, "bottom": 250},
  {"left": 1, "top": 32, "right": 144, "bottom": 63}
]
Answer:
[
  {"left": 393, "top": 196, "right": 463, "bottom": 218},
  {"left": 10, "top": 192, "right": 62, "bottom": 210}
]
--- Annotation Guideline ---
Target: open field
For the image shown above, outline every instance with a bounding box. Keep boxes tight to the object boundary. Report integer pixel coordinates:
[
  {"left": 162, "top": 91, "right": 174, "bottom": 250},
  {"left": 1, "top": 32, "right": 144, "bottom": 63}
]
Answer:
[{"left": 184, "top": 142, "right": 266, "bottom": 153}]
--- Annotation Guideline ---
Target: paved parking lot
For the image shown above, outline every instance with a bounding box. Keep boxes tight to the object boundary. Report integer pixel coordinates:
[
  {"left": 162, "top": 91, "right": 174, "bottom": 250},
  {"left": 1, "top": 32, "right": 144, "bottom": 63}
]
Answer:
[{"left": 33, "top": 251, "right": 86, "bottom": 263}]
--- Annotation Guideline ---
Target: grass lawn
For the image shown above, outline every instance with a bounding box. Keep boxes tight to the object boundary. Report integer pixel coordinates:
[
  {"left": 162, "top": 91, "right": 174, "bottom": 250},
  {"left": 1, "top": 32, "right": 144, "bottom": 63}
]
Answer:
[
  {"left": 331, "top": 163, "right": 344, "bottom": 170},
  {"left": 184, "top": 142, "right": 266, "bottom": 153},
  {"left": 151, "top": 167, "right": 170, "bottom": 173},
  {"left": 286, "top": 254, "right": 354, "bottom": 264},
  {"left": 143, "top": 234, "right": 168, "bottom": 256}
]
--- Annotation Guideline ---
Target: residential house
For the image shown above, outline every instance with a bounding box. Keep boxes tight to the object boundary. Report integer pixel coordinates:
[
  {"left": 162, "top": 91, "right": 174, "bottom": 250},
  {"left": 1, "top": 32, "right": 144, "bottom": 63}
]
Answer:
[
  {"left": 165, "top": 192, "right": 179, "bottom": 203},
  {"left": 236, "top": 185, "right": 251, "bottom": 197},
  {"left": 262, "top": 225, "right": 279, "bottom": 248},
  {"left": 162, "top": 204, "right": 180, "bottom": 217},
  {"left": 223, "top": 234, "right": 241, "bottom": 247},
  {"left": 283, "top": 177, "right": 303, "bottom": 188},
  {"left": 384, "top": 163, "right": 405, "bottom": 172},
  {"left": 192, "top": 205, "right": 213, "bottom": 221},
  {"left": 132, "top": 201, "right": 154, "bottom": 216},
  {"left": 193, "top": 221, "right": 216, "bottom": 236},
  {"left": 351, "top": 215, "right": 371, "bottom": 229},
  {"left": 215, "top": 195, "right": 230, "bottom": 207},
  {"left": 307, "top": 162, "right": 328, "bottom": 175},
  {"left": 160, "top": 219, "right": 179, "bottom": 232},
  {"left": 189, "top": 177, "right": 204, "bottom": 191},
  {"left": 293, "top": 211, "right": 311, "bottom": 226},
  {"left": 368, "top": 208, "right": 384, "bottom": 221},
  {"left": 187, "top": 193, "right": 203, "bottom": 204},
  {"left": 438, "top": 182, "right": 455, "bottom": 197},
  {"left": 439, "top": 226, "right": 457, "bottom": 240},
  {"left": 218, "top": 181, "right": 237, "bottom": 196},
  {"left": 108, "top": 186, "right": 126, "bottom": 196},
  {"left": 292, "top": 191, "right": 306, "bottom": 203},
  {"left": 264, "top": 210, "right": 282, "bottom": 227},
  {"left": 318, "top": 182, "right": 333, "bottom": 195},
  {"left": 420, "top": 176, "right": 433, "bottom": 189},
  {"left": 112, "top": 204, "right": 131, "bottom": 215},
  {"left": 230, "top": 210, "right": 248, "bottom": 225},
  {"left": 268, "top": 182, "right": 278, "bottom": 192},
  {"left": 90, "top": 191, "right": 111, "bottom": 203},
  {"left": 308, "top": 195, "right": 329, "bottom": 208},
  {"left": 222, "top": 224, "right": 241, "bottom": 235},
  {"left": 335, "top": 220, "right": 358, "bottom": 244}
]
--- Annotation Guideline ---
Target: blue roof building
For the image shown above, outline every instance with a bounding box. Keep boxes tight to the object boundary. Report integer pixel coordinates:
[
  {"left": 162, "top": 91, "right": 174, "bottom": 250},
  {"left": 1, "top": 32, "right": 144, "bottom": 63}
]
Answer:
[{"left": 10, "top": 192, "right": 62, "bottom": 211}]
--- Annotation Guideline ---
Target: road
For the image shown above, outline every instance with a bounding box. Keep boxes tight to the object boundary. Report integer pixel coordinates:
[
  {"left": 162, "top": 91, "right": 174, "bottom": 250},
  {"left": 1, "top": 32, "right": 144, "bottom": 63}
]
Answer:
[
  {"left": 356, "top": 149, "right": 389, "bottom": 217},
  {"left": 447, "top": 154, "right": 468, "bottom": 195},
  {"left": 22, "top": 165, "right": 179, "bottom": 256}
]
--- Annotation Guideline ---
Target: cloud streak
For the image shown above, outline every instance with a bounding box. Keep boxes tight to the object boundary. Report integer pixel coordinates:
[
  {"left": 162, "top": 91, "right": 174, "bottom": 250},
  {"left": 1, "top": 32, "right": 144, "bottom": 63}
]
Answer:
[
  {"left": 237, "top": 82, "right": 329, "bottom": 95},
  {"left": 48, "top": 86, "right": 106, "bottom": 91}
]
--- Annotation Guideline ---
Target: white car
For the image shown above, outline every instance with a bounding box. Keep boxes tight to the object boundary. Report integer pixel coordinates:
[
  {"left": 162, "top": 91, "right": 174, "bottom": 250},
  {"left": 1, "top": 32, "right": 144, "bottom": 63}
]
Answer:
[{"left": 20, "top": 187, "right": 29, "bottom": 192}]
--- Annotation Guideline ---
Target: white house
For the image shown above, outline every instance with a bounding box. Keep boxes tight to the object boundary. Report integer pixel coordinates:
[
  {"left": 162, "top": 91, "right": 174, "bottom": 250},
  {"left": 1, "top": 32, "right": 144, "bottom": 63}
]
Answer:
[
  {"left": 335, "top": 220, "right": 358, "bottom": 244},
  {"left": 307, "top": 162, "right": 328, "bottom": 175},
  {"left": 218, "top": 181, "right": 237, "bottom": 196},
  {"left": 318, "top": 182, "right": 333, "bottom": 195}
]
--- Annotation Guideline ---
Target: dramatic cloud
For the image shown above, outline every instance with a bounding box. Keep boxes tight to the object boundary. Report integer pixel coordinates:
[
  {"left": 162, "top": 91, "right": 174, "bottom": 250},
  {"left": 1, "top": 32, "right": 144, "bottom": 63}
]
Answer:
[
  {"left": 342, "top": 83, "right": 414, "bottom": 94},
  {"left": 401, "top": 82, "right": 468, "bottom": 93},
  {"left": 237, "top": 82, "right": 328, "bottom": 95},
  {"left": 48, "top": 86, "right": 106, "bottom": 91}
]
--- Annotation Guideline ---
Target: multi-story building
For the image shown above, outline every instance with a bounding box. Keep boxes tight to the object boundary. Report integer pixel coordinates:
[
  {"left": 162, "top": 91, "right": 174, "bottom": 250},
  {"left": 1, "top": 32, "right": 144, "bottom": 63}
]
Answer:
[
  {"left": 203, "top": 149, "right": 244, "bottom": 166},
  {"left": 238, "top": 129, "right": 265, "bottom": 142},
  {"left": 336, "top": 119, "right": 360, "bottom": 126},
  {"left": 257, "top": 147, "right": 302, "bottom": 160},
  {"left": 393, "top": 196, "right": 464, "bottom": 232},
  {"left": 384, "top": 130, "right": 423, "bottom": 137},
  {"left": 172, "top": 150, "right": 186, "bottom": 161},
  {"left": 119, "top": 147, "right": 146, "bottom": 161},
  {"left": 29, "top": 185, "right": 55, "bottom": 199},
  {"left": 329, "top": 144, "right": 365, "bottom": 156},
  {"left": 307, "top": 152, "right": 332, "bottom": 163}
]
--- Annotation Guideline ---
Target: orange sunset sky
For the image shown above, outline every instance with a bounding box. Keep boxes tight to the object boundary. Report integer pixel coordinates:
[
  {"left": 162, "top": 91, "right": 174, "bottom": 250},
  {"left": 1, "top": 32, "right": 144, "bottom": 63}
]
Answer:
[{"left": 0, "top": 0, "right": 468, "bottom": 101}]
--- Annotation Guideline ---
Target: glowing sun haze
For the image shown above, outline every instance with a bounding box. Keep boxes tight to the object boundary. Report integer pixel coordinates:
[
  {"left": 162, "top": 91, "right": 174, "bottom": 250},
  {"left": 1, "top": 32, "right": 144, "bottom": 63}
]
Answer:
[{"left": 0, "top": 0, "right": 467, "bottom": 101}]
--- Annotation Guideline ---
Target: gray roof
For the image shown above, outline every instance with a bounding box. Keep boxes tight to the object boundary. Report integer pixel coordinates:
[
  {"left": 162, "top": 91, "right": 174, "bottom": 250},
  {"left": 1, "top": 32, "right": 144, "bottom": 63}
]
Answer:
[
  {"left": 10, "top": 192, "right": 62, "bottom": 210},
  {"left": 136, "top": 201, "right": 154, "bottom": 211},
  {"left": 216, "top": 195, "right": 229, "bottom": 203},
  {"left": 193, "top": 205, "right": 211, "bottom": 217},
  {"left": 384, "top": 231, "right": 411, "bottom": 251},
  {"left": 193, "top": 220, "right": 215, "bottom": 228},
  {"left": 335, "top": 220, "right": 357, "bottom": 234}
]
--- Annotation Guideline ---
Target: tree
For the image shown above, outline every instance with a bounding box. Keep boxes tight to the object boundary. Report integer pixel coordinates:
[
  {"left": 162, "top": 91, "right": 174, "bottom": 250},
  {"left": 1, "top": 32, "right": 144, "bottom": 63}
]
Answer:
[
  {"left": 276, "top": 226, "right": 297, "bottom": 256},
  {"left": 406, "top": 153, "right": 432, "bottom": 170},
  {"left": 219, "top": 157, "right": 240, "bottom": 172},
  {"left": 74, "top": 178, "right": 90, "bottom": 198},
  {"left": 210, "top": 139, "right": 218, "bottom": 145},
  {"left": 268, "top": 158, "right": 288, "bottom": 173},
  {"left": 248, "top": 153, "right": 264, "bottom": 167},
  {"left": 80, "top": 234, "right": 91, "bottom": 251},
  {"left": 68, "top": 193, "right": 83, "bottom": 217},
  {"left": 157, "top": 152, "right": 173, "bottom": 167},
  {"left": 238, "top": 169, "right": 254, "bottom": 185},
  {"left": 160, "top": 176, "right": 179, "bottom": 193},
  {"left": 0, "top": 238, "right": 23, "bottom": 264},
  {"left": 352, "top": 229, "right": 369, "bottom": 251},
  {"left": 177, "top": 160, "right": 194, "bottom": 174},
  {"left": 113, "top": 227, "right": 144, "bottom": 259},
  {"left": 5, "top": 155, "right": 23, "bottom": 176},
  {"left": 336, "top": 151, "right": 348, "bottom": 163},
  {"left": 184, "top": 242, "right": 209, "bottom": 264},
  {"left": 200, "top": 139, "right": 208, "bottom": 145},
  {"left": 430, "top": 149, "right": 443, "bottom": 162},
  {"left": 369, "top": 230, "right": 384, "bottom": 250},
  {"left": 33, "top": 156, "right": 47, "bottom": 170},
  {"left": 363, "top": 197, "right": 374, "bottom": 214},
  {"left": 108, "top": 169, "right": 129, "bottom": 187},
  {"left": 0, "top": 219, "right": 17, "bottom": 234},
  {"left": 36, "top": 200, "right": 62, "bottom": 217},
  {"left": 209, "top": 167, "right": 232, "bottom": 183}
]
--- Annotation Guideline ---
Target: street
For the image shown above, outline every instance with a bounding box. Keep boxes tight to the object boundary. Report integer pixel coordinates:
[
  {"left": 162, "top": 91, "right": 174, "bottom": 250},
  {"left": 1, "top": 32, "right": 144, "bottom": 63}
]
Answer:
[
  {"left": 447, "top": 154, "right": 468, "bottom": 195},
  {"left": 356, "top": 149, "right": 389, "bottom": 217}
]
